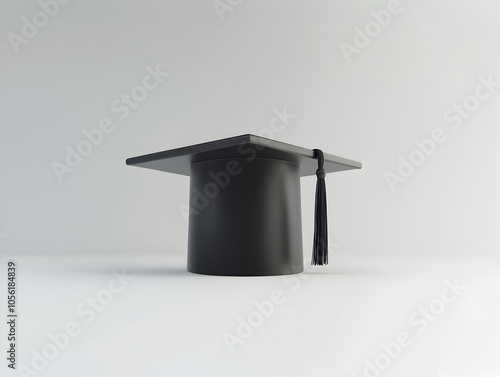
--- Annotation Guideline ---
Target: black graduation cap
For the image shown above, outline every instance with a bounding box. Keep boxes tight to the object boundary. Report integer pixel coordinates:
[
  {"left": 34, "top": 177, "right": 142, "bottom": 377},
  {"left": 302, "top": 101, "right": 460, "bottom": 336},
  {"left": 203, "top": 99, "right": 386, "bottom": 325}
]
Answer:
[{"left": 126, "top": 134, "right": 361, "bottom": 276}]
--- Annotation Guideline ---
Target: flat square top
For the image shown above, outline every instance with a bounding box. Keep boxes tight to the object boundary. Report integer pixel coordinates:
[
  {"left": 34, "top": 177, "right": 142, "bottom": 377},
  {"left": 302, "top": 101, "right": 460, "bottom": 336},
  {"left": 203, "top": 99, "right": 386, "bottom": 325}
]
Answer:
[{"left": 126, "top": 134, "right": 362, "bottom": 177}]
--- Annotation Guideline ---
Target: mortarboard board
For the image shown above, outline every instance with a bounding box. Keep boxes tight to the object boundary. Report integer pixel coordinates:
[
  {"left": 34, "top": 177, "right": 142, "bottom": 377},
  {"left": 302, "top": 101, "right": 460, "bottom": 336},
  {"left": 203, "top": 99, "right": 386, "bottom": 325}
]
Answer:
[{"left": 126, "top": 134, "right": 361, "bottom": 276}]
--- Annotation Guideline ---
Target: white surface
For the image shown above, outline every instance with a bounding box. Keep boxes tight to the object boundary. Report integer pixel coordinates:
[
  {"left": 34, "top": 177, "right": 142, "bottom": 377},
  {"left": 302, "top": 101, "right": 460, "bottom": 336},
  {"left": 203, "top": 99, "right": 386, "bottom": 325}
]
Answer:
[{"left": 1, "top": 254, "right": 499, "bottom": 377}]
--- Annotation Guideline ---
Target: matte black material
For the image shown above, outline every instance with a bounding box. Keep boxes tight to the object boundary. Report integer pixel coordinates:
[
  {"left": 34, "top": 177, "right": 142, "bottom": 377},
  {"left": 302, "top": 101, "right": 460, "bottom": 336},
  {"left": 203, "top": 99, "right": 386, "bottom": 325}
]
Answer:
[
  {"left": 126, "top": 134, "right": 362, "bottom": 177},
  {"left": 187, "top": 158, "right": 303, "bottom": 276},
  {"left": 126, "top": 134, "right": 362, "bottom": 277}
]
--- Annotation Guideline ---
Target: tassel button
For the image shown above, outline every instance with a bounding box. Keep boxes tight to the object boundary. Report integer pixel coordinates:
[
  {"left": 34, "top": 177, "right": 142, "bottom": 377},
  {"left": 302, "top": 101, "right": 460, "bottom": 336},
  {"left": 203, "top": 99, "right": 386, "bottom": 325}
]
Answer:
[{"left": 316, "top": 168, "right": 326, "bottom": 179}]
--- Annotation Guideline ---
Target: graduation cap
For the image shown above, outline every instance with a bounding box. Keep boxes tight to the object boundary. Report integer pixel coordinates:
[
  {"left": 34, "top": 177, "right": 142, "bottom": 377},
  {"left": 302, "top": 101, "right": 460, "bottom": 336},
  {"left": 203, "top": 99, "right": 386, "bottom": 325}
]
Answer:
[{"left": 126, "top": 134, "right": 361, "bottom": 276}]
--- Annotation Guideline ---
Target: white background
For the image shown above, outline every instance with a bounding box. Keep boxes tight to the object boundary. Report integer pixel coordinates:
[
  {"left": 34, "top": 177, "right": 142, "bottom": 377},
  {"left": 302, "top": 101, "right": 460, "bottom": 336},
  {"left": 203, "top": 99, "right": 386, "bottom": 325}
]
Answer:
[{"left": 1, "top": 0, "right": 499, "bottom": 376}]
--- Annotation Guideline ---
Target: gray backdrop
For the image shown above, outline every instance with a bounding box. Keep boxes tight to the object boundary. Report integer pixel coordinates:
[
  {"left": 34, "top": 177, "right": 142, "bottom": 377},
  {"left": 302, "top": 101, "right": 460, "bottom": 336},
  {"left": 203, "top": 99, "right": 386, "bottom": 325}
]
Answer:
[{"left": 1, "top": 0, "right": 499, "bottom": 258}]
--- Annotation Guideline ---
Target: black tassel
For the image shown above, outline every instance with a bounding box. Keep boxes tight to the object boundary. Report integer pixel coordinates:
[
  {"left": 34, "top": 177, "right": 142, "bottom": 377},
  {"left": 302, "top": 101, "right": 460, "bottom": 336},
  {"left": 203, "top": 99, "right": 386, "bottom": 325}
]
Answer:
[{"left": 312, "top": 149, "right": 328, "bottom": 266}]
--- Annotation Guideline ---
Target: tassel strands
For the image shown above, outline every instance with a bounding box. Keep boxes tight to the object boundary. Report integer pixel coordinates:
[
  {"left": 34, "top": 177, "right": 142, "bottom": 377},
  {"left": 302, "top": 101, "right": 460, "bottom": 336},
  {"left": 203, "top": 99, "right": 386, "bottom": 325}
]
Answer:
[{"left": 312, "top": 149, "right": 328, "bottom": 266}]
